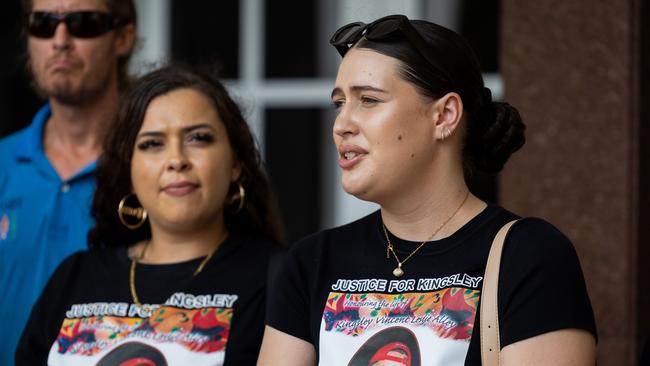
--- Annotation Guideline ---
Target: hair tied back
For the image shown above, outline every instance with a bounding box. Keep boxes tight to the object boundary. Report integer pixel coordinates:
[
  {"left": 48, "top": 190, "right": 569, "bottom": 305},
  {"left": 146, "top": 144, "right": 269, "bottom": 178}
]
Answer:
[{"left": 481, "top": 87, "right": 493, "bottom": 108}]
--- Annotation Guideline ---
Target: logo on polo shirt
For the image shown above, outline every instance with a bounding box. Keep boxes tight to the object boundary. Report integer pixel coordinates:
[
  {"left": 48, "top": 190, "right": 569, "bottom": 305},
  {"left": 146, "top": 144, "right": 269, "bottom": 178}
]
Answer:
[
  {"left": 1, "top": 213, "right": 9, "bottom": 240},
  {"left": 0, "top": 212, "right": 16, "bottom": 241}
]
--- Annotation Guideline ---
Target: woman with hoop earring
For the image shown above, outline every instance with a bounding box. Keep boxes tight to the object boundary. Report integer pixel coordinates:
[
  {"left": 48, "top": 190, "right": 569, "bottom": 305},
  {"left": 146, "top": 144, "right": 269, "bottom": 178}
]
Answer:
[{"left": 17, "top": 65, "right": 284, "bottom": 365}]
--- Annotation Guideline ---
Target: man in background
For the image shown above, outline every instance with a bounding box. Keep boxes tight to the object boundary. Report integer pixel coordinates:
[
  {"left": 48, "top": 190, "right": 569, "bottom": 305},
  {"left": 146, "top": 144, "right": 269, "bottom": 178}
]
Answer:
[{"left": 0, "top": 0, "right": 136, "bottom": 362}]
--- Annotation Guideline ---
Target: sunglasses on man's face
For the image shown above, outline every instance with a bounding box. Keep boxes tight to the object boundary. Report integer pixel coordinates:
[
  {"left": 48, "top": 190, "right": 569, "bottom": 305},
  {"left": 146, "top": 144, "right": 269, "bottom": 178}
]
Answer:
[
  {"left": 330, "top": 15, "right": 450, "bottom": 85},
  {"left": 26, "top": 11, "right": 128, "bottom": 38}
]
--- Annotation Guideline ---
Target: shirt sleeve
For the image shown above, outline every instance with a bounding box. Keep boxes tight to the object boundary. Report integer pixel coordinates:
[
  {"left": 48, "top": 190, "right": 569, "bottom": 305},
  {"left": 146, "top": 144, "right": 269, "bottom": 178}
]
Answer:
[
  {"left": 15, "top": 252, "right": 80, "bottom": 365},
  {"left": 498, "top": 218, "right": 597, "bottom": 347},
  {"left": 265, "top": 242, "right": 315, "bottom": 344}
]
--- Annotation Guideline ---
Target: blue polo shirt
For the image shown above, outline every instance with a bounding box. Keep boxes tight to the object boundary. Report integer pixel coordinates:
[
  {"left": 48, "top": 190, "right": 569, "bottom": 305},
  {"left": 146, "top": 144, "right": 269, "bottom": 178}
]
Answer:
[{"left": 0, "top": 105, "right": 96, "bottom": 365}]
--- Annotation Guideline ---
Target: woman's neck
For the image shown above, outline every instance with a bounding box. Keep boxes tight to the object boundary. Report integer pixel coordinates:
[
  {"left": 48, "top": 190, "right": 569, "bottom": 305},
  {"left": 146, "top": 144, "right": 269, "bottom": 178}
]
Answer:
[
  {"left": 133, "top": 222, "right": 228, "bottom": 264},
  {"left": 379, "top": 163, "right": 486, "bottom": 242}
]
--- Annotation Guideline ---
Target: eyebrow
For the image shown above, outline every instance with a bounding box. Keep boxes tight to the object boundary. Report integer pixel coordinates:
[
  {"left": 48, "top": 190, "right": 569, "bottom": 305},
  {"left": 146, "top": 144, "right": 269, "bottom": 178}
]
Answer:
[
  {"left": 331, "top": 85, "right": 388, "bottom": 99},
  {"left": 136, "top": 123, "right": 216, "bottom": 138}
]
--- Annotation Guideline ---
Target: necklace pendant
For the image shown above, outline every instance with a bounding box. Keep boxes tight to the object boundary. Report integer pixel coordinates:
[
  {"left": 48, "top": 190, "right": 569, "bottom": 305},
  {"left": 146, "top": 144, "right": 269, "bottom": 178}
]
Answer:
[
  {"left": 393, "top": 265, "right": 404, "bottom": 277},
  {"left": 137, "top": 304, "right": 152, "bottom": 314}
]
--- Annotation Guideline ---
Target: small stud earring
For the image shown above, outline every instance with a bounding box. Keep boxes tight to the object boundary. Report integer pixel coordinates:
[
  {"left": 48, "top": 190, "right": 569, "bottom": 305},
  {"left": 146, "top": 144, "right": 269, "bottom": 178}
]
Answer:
[{"left": 441, "top": 127, "right": 452, "bottom": 141}]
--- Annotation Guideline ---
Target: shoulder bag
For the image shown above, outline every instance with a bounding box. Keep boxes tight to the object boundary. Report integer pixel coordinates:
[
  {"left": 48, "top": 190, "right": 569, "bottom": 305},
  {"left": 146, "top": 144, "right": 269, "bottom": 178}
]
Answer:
[{"left": 480, "top": 219, "right": 519, "bottom": 366}]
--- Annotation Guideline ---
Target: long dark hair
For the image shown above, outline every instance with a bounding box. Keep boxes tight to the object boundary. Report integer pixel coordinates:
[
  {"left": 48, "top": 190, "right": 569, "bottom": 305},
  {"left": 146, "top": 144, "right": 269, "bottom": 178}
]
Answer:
[
  {"left": 88, "top": 65, "right": 285, "bottom": 248},
  {"left": 352, "top": 17, "right": 526, "bottom": 175}
]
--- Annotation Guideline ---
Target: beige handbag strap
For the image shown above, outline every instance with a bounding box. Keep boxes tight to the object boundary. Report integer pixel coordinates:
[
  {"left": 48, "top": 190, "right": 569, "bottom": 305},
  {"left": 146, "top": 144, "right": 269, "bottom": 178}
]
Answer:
[{"left": 480, "top": 219, "right": 519, "bottom": 366}]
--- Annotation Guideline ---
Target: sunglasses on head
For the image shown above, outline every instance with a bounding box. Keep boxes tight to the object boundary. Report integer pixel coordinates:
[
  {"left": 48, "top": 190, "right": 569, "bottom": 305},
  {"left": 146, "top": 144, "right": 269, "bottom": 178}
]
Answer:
[
  {"left": 26, "top": 11, "right": 129, "bottom": 38},
  {"left": 330, "top": 15, "right": 450, "bottom": 85}
]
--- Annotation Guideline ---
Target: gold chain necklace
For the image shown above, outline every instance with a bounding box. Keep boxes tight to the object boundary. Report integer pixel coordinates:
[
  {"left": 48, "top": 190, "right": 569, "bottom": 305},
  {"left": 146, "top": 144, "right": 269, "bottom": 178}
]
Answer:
[
  {"left": 129, "top": 241, "right": 217, "bottom": 312},
  {"left": 382, "top": 191, "right": 470, "bottom": 277}
]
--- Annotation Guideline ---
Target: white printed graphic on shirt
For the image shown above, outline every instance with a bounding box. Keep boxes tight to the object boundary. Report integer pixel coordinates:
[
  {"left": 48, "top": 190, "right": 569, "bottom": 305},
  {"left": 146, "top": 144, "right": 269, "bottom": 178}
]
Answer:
[
  {"left": 47, "top": 292, "right": 237, "bottom": 366},
  {"left": 320, "top": 275, "right": 481, "bottom": 366}
]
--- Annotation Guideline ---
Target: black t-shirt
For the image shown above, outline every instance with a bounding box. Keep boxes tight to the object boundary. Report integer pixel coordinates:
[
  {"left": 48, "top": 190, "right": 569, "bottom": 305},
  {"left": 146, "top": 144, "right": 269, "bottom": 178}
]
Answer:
[
  {"left": 267, "top": 204, "right": 596, "bottom": 365},
  {"left": 17, "top": 233, "right": 278, "bottom": 366}
]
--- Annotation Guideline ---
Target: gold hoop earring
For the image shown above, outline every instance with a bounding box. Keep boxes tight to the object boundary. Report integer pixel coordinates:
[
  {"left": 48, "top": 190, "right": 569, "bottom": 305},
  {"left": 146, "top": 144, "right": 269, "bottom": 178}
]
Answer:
[
  {"left": 229, "top": 182, "right": 245, "bottom": 214},
  {"left": 118, "top": 193, "right": 148, "bottom": 229}
]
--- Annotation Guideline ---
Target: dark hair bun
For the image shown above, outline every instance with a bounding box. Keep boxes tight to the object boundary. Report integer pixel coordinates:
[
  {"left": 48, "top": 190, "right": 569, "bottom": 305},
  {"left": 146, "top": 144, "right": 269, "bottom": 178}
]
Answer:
[{"left": 465, "top": 102, "right": 526, "bottom": 174}]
